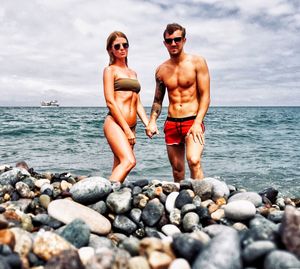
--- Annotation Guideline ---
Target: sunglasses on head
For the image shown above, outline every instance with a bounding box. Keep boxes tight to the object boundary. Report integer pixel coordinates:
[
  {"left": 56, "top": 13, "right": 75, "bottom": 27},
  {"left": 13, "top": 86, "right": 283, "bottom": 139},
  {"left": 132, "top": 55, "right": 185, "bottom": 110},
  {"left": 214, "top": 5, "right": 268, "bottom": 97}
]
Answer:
[
  {"left": 164, "top": 37, "right": 182, "bottom": 45},
  {"left": 113, "top": 43, "right": 129, "bottom": 50}
]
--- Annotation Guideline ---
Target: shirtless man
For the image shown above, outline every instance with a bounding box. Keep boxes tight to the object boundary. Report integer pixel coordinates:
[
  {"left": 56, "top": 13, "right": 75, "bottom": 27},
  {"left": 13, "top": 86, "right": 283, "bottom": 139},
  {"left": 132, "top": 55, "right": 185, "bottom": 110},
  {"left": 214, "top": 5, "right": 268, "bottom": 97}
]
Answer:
[{"left": 146, "top": 23, "right": 210, "bottom": 182}]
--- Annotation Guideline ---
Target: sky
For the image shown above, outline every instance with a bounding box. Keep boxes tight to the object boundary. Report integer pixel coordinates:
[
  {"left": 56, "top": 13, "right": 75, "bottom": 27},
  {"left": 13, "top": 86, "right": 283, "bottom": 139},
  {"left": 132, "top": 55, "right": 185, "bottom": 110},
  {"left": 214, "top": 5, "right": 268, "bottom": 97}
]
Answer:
[{"left": 0, "top": 0, "right": 299, "bottom": 107}]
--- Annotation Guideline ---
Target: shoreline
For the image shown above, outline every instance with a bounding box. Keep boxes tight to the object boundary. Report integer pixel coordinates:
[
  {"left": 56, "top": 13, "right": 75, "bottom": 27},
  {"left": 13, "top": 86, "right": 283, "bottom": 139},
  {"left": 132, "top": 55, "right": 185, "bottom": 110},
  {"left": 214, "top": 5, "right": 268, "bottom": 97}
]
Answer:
[{"left": 0, "top": 163, "right": 299, "bottom": 268}]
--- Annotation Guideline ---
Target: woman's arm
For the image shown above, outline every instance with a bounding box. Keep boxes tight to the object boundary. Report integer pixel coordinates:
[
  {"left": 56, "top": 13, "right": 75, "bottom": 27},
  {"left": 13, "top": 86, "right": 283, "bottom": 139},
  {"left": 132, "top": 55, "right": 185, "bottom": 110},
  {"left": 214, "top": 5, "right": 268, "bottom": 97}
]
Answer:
[
  {"left": 103, "top": 67, "right": 134, "bottom": 137},
  {"left": 137, "top": 94, "right": 149, "bottom": 127}
]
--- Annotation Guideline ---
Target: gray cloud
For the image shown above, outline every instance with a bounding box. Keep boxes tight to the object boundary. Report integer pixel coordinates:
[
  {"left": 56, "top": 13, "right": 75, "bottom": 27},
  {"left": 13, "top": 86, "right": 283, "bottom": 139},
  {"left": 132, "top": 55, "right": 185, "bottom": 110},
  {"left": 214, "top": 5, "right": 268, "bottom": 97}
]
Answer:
[{"left": 0, "top": 0, "right": 299, "bottom": 106}]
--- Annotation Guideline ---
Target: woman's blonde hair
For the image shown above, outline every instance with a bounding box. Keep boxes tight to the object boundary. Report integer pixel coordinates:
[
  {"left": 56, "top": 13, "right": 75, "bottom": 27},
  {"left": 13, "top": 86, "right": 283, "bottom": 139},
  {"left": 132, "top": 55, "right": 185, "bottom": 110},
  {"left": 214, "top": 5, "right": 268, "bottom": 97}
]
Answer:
[{"left": 106, "top": 31, "right": 129, "bottom": 66}]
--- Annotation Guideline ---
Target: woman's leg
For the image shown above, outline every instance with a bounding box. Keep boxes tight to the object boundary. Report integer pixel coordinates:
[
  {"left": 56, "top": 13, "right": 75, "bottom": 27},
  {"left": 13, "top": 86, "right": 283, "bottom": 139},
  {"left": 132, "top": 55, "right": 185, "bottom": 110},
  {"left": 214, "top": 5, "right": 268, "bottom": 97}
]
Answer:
[{"left": 103, "top": 117, "right": 136, "bottom": 182}]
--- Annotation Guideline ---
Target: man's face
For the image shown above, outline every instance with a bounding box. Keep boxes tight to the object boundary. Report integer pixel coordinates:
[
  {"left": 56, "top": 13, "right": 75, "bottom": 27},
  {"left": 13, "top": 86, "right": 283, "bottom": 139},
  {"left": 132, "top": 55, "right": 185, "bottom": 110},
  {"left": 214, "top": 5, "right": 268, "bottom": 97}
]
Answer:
[{"left": 164, "top": 30, "right": 185, "bottom": 56}]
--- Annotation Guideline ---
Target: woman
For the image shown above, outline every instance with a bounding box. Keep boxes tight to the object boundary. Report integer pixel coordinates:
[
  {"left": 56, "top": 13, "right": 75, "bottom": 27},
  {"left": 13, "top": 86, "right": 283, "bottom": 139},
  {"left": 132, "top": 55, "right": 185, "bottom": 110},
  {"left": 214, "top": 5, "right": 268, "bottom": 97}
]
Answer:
[{"left": 103, "top": 31, "right": 149, "bottom": 183}]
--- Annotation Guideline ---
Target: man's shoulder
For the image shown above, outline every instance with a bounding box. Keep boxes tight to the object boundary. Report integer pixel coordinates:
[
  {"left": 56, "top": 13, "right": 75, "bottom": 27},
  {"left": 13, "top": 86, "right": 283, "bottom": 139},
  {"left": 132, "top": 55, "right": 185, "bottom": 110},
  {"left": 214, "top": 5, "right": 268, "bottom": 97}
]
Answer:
[{"left": 186, "top": 53, "right": 206, "bottom": 64}]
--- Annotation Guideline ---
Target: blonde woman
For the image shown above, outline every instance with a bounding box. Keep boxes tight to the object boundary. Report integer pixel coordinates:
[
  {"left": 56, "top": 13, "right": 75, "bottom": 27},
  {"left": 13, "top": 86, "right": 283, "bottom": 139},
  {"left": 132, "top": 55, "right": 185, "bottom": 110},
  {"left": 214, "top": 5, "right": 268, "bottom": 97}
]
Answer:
[{"left": 103, "top": 31, "right": 149, "bottom": 183}]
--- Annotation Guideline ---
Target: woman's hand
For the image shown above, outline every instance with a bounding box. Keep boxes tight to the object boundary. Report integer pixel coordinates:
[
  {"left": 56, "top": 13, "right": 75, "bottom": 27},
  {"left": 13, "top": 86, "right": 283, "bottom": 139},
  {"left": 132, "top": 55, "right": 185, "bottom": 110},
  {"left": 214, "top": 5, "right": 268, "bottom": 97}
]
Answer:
[{"left": 125, "top": 128, "right": 136, "bottom": 145}]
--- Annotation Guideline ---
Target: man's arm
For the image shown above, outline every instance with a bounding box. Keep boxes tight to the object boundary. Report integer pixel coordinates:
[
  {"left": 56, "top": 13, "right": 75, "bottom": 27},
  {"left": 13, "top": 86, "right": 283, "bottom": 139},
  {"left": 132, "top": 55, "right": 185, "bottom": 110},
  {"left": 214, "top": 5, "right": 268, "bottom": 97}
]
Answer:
[
  {"left": 146, "top": 68, "right": 166, "bottom": 138},
  {"left": 187, "top": 56, "right": 210, "bottom": 144}
]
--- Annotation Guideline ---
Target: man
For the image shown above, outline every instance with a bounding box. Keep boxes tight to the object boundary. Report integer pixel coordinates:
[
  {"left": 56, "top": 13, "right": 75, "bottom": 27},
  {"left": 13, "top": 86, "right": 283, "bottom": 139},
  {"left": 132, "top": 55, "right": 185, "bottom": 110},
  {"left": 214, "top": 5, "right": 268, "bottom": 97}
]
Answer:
[{"left": 146, "top": 23, "right": 210, "bottom": 182}]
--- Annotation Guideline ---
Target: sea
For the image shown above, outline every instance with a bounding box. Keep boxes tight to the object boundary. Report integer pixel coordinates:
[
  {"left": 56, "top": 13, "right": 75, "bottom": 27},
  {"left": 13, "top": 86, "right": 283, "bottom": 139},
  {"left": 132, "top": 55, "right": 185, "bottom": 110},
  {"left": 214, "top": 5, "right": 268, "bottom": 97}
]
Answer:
[{"left": 0, "top": 106, "right": 299, "bottom": 197}]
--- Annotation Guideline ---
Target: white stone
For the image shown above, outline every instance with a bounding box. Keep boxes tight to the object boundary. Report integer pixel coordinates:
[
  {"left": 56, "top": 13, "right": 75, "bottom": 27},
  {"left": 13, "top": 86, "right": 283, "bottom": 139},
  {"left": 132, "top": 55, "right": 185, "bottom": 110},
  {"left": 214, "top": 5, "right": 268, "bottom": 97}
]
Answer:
[
  {"left": 165, "top": 192, "right": 179, "bottom": 213},
  {"left": 224, "top": 200, "right": 256, "bottom": 221},
  {"left": 48, "top": 199, "right": 111, "bottom": 235}
]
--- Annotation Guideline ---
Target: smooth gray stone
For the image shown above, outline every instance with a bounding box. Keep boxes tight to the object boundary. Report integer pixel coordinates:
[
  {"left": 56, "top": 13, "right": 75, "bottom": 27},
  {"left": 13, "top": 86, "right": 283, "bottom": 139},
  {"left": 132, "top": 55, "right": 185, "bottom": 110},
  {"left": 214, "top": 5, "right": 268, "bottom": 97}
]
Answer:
[
  {"left": 224, "top": 200, "right": 256, "bottom": 221},
  {"left": 70, "top": 176, "right": 111, "bottom": 204},
  {"left": 161, "top": 224, "right": 181, "bottom": 236},
  {"left": 141, "top": 198, "right": 164, "bottom": 226},
  {"left": 183, "top": 212, "right": 199, "bottom": 232},
  {"left": 106, "top": 188, "right": 132, "bottom": 214},
  {"left": 88, "top": 200, "right": 107, "bottom": 215},
  {"left": 203, "top": 224, "right": 234, "bottom": 238},
  {"left": 264, "top": 250, "right": 300, "bottom": 269},
  {"left": 181, "top": 203, "right": 197, "bottom": 215},
  {"left": 59, "top": 218, "right": 90, "bottom": 248},
  {"left": 172, "top": 233, "right": 204, "bottom": 262},
  {"left": 228, "top": 192, "right": 262, "bottom": 207},
  {"left": 119, "top": 237, "right": 140, "bottom": 256},
  {"left": 0, "top": 168, "right": 30, "bottom": 186},
  {"left": 203, "top": 177, "right": 230, "bottom": 200},
  {"left": 249, "top": 215, "right": 279, "bottom": 241},
  {"left": 113, "top": 215, "right": 137, "bottom": 235},
  {"left": 242, "top": 240, "right": 276, "bottom": 263},
  {"left": 268, "top": 210, "right": 284, "bottom": 223},
  {"left": 129, "top": 208, "right": 142, "bottom": 224},
  {"left": 192, "top": 228, "right": 242, "bottom": 269},
  {"left": 175, "top": 190, "right": 193, "bottom": 209},
  {"left": 88, "top": 234, "right": 114, "bottom": 249},
  {"left": 191, "top": 180, "right": 213, "bottom": 200}
]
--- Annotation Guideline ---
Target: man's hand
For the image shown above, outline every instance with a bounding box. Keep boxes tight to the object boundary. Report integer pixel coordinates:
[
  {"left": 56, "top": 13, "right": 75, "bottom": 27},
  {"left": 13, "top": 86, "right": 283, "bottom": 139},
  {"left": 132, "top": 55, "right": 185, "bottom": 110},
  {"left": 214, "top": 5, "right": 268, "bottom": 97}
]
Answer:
[
  {"left": 146, "top": 121, "right": 159, "bottom": 138},
  {"left": 187, "top": 123, "right": 204, "bottom": 145}
]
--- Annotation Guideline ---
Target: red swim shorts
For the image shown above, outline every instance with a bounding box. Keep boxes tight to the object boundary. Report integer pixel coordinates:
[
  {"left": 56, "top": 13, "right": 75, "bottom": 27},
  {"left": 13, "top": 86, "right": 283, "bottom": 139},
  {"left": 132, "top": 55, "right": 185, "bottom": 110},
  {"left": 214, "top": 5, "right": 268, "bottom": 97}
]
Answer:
[{"left": 164, "top": 116, "right": 205, "bottom": 145}]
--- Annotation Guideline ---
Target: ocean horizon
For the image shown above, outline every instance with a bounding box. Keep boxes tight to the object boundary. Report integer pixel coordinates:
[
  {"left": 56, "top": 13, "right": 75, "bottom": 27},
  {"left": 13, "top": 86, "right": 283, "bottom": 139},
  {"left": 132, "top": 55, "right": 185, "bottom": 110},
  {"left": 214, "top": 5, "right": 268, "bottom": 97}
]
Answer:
[{"left": 0, "top": 106, "right": 299, "bottom": 197}]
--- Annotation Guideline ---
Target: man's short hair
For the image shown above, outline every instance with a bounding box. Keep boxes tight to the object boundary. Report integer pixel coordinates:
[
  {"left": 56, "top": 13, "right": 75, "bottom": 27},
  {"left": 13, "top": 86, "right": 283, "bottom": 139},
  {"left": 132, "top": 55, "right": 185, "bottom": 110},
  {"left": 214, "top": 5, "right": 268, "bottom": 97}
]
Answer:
[{"left": 163, "top": 23, "right": 186, "bottom": 39}]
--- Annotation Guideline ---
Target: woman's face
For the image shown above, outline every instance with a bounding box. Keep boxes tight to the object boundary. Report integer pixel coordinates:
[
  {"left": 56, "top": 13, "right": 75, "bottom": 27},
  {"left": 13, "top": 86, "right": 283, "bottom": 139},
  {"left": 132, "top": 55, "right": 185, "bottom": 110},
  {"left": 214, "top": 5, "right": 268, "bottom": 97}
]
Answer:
[{"left": 111, "top": 37, "right": 129, "bottom": 59}]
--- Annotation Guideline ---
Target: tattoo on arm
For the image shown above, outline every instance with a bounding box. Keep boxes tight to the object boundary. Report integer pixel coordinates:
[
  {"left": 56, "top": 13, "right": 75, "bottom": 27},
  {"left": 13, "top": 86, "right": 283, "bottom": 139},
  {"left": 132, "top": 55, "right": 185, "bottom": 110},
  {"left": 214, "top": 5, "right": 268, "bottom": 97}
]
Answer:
[{"left": 151, "top": 76, "right": 166, "bottom": 119}]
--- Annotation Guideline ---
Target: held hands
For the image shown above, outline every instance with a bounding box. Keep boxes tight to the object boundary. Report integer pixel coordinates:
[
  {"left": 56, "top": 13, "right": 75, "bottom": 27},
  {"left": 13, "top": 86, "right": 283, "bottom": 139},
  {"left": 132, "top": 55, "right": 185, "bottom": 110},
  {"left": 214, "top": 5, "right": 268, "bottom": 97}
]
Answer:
[
  {"left": 145, "top": 121, "right": 159, "bottom": 139},
  {"left": 187, "top": 123, "right": 205, "bottom": 145}
]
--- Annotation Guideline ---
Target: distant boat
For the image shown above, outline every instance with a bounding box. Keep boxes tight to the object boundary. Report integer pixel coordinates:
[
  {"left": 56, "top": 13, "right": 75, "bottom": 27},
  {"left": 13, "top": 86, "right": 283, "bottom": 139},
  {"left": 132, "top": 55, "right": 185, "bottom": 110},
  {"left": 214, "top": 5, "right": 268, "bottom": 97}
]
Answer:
[{"left": 40, "top": 100, "right": 60, "bottom": 107}]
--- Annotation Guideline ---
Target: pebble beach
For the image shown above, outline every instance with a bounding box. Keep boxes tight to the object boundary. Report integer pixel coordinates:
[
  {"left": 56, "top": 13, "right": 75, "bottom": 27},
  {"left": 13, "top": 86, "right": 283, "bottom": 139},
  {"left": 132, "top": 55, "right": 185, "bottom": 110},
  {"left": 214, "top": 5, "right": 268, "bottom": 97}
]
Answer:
[{"left": 0, "top": 163, "right": 299, "bottom": 269}]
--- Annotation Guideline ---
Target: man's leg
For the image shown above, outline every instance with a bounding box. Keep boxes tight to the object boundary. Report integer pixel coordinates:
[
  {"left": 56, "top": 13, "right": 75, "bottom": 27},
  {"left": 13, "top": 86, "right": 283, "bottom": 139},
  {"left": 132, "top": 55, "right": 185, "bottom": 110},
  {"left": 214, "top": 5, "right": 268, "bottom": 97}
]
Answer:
[
  {"left": 185, "top": 135, "right": 205, "bottom": 179},
  {"left": 166, "top": 144, "right": 185, "bottom": 182}
]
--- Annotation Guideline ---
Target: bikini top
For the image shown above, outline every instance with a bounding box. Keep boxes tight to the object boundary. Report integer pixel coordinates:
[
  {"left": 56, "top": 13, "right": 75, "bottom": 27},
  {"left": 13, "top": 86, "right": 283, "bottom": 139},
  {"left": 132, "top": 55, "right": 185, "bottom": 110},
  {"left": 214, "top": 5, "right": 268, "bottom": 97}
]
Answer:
[{"left": 114, "top": 78, "right": 141, "bottom": 94}]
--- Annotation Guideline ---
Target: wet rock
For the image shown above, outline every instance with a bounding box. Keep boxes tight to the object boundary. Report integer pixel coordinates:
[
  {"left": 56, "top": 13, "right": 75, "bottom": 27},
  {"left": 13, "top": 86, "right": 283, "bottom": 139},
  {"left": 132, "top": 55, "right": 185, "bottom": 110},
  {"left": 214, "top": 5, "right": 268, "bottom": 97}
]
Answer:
[
  {"left": 192, "top": 228, "right": 241, "bottom": 269},
  {"left": 15, "top": 182, "right": 35, "bottom": 198},
  {"left": 268, "top": 210, "right": 284, "bottom": 223},
  {"left": 162, "top": 182, "right": 179, "bottom": 194},
  {"left": 203, "top": 224, "right": 234, "bottom": 238},
  {"left": 70, "top": 176, "right": 111, "bottom": 204},
  {"left": 259, "top": 187, "right": 278, "bottom": 204}
]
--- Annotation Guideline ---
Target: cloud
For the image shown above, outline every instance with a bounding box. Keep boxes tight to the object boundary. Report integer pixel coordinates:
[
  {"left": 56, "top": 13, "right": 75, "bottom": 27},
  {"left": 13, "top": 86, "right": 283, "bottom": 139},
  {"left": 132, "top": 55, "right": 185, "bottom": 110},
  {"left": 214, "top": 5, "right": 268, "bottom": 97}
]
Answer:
[{"left": 0, "top": 0, "right": 299, "bottom": 106}]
